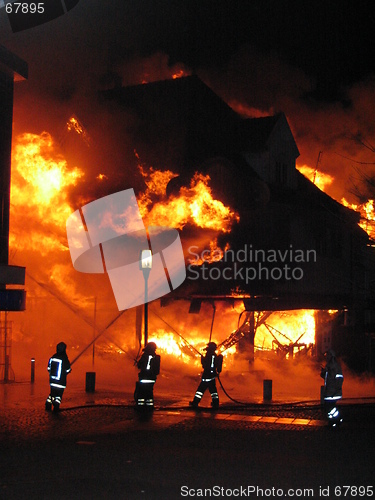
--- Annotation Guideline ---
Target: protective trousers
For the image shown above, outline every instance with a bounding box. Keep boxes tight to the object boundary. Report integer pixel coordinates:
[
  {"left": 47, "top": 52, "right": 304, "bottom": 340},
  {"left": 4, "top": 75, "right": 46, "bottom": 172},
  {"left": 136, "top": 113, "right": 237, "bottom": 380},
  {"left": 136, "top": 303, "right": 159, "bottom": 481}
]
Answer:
[
  {"left": 191, "top": 379, "right": 219, "bottom": 408},
  {"left": 46, "top": 387, "right": 64, "bottom": 412},
  {"left": 136, "top": 381, "right": 155, "bottom": 409}
]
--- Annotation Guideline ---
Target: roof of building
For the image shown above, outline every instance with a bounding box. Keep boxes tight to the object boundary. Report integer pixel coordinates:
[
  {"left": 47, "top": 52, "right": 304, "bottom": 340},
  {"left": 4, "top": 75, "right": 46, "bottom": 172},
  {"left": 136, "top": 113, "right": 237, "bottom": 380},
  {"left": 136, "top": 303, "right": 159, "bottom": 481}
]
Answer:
[{"left": 100, "top": 75, "right": 362, "bottom": 226}]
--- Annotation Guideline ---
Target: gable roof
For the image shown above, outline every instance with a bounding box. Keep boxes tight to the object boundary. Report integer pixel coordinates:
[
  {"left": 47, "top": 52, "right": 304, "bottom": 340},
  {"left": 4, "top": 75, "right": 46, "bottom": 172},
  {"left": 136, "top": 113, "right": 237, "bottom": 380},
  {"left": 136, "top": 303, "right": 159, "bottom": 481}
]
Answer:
[
  {"left": 239, "top": 114, "right": 281, "bottom": 152},
  {"left": 238, "top": 112, "right": 300, "bottom": 159},
  {"left": 100, "top": 74, "right": 239, "bottom": 124},
  {"left": 100, "top": 76, "right": 302, "bottom": 170}
]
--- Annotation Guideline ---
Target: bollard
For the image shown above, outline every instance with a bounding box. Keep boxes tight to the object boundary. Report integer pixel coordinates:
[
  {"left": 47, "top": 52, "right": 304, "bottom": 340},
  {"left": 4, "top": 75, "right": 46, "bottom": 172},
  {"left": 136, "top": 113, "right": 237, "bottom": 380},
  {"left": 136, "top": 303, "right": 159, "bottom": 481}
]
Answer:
[
  {"left": 31, "top": 358, "right": 35, "bottom": 383},
  {"left": 263, "top": 379, "right": 272, "bottom": 401},
  {"left": 85, "top": 372, "right": 96, "bottom": 393}
]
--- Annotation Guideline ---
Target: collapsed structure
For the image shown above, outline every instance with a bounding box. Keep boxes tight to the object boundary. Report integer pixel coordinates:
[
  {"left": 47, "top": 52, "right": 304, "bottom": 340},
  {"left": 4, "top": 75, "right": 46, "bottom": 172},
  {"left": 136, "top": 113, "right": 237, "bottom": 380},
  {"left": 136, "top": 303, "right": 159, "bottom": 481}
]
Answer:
[{"left": 97, "top": 76, "right": 375, "bottom": 370}]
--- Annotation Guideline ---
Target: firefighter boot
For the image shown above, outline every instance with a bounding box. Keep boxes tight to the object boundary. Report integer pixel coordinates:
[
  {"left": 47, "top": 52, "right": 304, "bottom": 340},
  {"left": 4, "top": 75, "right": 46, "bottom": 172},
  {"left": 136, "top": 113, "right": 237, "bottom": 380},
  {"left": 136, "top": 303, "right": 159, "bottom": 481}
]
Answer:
[
  {"left": 52, "top": 396, "right": 61, "bottom": 413},
  {"left": 189, "top": 398, "right": 199, "bottom": 408},
  {"left": 45, "top": 396, "right": 52, "bottom": 411},
  {"left": 211, "top": 399, "right": 219, "bottom": 410},
  {"left": 52, "top": 394, "right": 62, "bottom": 413}
]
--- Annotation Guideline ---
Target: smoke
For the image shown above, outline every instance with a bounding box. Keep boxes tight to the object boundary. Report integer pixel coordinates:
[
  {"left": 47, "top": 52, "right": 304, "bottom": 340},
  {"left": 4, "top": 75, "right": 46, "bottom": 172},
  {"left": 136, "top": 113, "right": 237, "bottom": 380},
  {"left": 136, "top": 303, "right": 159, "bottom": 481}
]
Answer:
[
  {"left": 200, "top": 46, "right": 375, "bottom": 204},
  {"left": 6, "top": 17, "right": 375, "bottom": 206}
]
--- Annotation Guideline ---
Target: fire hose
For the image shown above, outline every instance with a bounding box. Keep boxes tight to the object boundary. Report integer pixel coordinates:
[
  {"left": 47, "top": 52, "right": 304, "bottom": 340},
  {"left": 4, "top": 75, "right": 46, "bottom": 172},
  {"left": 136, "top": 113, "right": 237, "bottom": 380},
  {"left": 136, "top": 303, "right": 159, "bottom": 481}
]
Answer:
[
  {"left": 217, "top": 375, "right": 248, "bottom": 405},
  {"left": 217, "top": 375, "right": 325, "bottom": 409}
]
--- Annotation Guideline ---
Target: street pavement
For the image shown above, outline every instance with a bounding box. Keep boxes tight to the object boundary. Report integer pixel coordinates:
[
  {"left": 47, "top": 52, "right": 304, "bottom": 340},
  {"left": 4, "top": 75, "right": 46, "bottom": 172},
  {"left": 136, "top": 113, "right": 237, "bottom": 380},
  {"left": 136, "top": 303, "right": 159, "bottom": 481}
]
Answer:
[{"left": 0, "top": 382, "right": 374, "bottom": 499}]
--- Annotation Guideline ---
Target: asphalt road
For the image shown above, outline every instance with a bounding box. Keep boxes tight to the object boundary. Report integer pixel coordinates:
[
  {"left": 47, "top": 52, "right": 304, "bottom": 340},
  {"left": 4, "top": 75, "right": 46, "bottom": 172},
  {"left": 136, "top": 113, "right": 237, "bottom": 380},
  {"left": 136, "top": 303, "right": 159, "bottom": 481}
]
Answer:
[{"left": 0, "top": 385, "right": 374, "bottom": 499}]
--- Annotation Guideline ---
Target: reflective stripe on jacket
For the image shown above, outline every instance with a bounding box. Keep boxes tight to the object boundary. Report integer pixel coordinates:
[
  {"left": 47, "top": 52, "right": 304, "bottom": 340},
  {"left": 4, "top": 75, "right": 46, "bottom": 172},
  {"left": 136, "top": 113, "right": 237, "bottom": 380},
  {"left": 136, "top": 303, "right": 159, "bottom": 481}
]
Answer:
[
  {"left": 48, "top": 353, "right": 71, "bottom": 388},
  {"left": 137, "top": 353, "right": 160, "bottom": 382},
  {"left": 201, "top": 353, "right": 223, "bottom": 381}
]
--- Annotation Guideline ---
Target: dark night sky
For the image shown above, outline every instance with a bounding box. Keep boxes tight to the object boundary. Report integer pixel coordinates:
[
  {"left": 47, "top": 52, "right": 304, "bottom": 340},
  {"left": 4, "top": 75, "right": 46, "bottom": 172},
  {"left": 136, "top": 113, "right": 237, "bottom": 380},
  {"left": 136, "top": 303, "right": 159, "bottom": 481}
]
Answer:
[
  {"left": 1, "top": 0, "right": 375, "bottom": 201},
  {"left": 2, "top": 1, "right": 375, "bottom": 96}
]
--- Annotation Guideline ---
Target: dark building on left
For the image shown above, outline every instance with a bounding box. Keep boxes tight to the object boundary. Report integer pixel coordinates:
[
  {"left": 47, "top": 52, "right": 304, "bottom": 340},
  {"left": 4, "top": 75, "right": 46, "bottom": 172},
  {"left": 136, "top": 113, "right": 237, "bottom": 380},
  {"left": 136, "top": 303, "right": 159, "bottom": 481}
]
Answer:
[{"left": 0, "top": 45, "right": 27, "bottom": 381}]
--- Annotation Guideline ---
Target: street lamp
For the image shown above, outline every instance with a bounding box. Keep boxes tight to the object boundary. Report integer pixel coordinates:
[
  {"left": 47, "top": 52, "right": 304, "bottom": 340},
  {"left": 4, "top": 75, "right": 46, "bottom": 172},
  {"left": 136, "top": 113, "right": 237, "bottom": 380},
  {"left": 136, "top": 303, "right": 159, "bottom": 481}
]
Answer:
[{"left": 140, "top": 249, "right": 152, "bottom": 347}]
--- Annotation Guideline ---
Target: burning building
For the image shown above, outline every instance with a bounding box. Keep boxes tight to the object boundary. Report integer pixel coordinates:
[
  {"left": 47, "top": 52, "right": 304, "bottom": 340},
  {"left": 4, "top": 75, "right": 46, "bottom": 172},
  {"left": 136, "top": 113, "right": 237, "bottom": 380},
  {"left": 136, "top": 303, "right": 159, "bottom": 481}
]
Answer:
[
  {"left": 96, "top": 76, "right": 375, "bottom": 369},
  {"left": 7, "top": 74, "right": 375, "bottom": 380}
]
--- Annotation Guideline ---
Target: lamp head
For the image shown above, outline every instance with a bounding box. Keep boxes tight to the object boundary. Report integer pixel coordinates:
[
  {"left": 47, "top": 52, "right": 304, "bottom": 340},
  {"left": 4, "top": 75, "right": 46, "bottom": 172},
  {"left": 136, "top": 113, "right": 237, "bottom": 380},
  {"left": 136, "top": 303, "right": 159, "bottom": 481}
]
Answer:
[{"left": 141, "top": 249, "right": 152, "bottom": 270}]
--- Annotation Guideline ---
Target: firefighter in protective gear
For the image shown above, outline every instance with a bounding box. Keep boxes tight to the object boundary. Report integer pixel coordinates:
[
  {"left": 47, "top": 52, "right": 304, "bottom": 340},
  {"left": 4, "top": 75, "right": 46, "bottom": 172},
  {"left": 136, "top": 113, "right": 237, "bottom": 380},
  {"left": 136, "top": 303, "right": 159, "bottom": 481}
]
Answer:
[
  {"left": 320, "top": 349, "right": 344, "bottom": 427},
  {"left": 135, "top": 342, "right": 160, "bottom": 409},
  {"left": 45, "top": 342, "right": 72, "bottom": 412},
  {"left": 190, "top": 342, "right": 223, "bottom": 409}
]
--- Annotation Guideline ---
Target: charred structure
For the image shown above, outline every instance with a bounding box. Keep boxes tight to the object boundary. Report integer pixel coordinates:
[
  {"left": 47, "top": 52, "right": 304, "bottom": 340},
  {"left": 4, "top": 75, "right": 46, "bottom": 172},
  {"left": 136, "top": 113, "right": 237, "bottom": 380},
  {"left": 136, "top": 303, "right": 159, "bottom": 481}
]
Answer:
[{"left": 99, "top": 76, "right": 375, "bottom": 370}]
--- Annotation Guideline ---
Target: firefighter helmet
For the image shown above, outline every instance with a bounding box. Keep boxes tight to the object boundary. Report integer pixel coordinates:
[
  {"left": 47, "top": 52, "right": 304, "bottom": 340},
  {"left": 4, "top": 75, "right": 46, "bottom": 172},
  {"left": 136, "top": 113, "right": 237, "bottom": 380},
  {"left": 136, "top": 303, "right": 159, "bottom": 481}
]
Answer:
[
  {"left": 56, "top": 342, "right": 67, "bottom": 353},
  {"left": 205, "top": 342, "right": 217, "bottom": 352},
  {"left": 326, "top": 349, "right": 336, "bottom": 358},
  {"left": 144, "top": 342, "right": 157, "bottom": 352}
]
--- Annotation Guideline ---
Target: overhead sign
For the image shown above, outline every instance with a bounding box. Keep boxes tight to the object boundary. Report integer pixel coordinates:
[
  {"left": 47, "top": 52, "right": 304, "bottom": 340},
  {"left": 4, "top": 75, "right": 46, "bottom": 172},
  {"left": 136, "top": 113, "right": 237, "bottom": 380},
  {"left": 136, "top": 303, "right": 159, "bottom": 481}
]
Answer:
[{"left": 0, "top": 289, "right": 26, "bottom": 311}]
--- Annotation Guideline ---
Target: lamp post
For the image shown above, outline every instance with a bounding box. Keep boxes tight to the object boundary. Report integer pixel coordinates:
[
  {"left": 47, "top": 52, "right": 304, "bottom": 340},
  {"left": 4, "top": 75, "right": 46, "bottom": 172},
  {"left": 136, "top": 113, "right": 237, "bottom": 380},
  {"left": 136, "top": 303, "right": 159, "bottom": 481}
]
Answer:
[
  {"left": 141, "top": 249, "right": 152, "bottom": 348},
  {"left": 92, "top": 296, "right": 97, "bottom": 367}
]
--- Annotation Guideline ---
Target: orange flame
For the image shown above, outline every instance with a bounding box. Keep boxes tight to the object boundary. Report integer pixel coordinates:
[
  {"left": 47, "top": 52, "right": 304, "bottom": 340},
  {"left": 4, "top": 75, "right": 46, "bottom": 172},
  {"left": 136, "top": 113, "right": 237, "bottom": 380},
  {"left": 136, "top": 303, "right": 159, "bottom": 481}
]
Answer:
[
  {"left": 341, "top": 198, "right": 375, "bottom": 239},
  {"left": 10, "top": 131, "right": 318, "bottom": 362},
  {"left": 255, "top": 310, "right": 315, "bottom": 354},
  {"left": 66, "top": 115, "right": 91, "bottom": 146},
  {"left": 139, "top": 167, "right": 240, "bottom": 233},
  {"left": 10, "top": 132, "right": 83, "bottom": 253},
  {"left": 297, "top": 164, "right": 334, "bottom": 192},
  {"left": 148, "top": 328, "right": 236, "bottom": 367}
]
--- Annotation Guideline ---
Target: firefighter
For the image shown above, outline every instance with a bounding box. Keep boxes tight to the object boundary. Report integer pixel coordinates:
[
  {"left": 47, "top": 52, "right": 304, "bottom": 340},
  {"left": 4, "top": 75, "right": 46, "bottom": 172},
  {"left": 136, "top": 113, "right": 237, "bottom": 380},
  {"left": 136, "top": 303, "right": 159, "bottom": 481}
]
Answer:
[
  {"left": 190, "top": 342, "right": 223, "bottom": 409},
  {"left": 135, "top": 342, "right": 160, "bottom": 410},
  {"left": 320, "top": 349, "right": 344, "bottom": 427},
  {"left": 45, "top": 342, "right": 72, "bottom": 412}
]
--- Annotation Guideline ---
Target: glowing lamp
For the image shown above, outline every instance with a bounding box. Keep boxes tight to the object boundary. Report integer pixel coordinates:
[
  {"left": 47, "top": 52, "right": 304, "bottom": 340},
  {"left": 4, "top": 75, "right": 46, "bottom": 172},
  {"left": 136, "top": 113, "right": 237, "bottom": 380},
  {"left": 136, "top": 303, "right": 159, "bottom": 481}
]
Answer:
[
  {"left": 141, "top": 249, "right": 152, "bottom": 270},
  {"left": 141, "top": 249, "right": 152, "bottom": 347}
]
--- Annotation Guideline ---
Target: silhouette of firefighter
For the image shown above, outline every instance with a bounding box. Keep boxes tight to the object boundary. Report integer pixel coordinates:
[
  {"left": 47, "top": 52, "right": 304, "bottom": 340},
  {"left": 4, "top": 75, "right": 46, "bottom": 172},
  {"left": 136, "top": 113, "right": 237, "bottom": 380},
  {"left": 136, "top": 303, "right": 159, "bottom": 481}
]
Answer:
[
  {"left": 45, "top": 342, "right": 72, "bottom": 412},
  {"left": 190, "top": 342, "right": 223, "bottom": 409},
  {"left": 135, "top": 342, "right": 160, "bottom": 409},
  {"left": 320, "top": 349, "right": 344, "bottom": 427}
]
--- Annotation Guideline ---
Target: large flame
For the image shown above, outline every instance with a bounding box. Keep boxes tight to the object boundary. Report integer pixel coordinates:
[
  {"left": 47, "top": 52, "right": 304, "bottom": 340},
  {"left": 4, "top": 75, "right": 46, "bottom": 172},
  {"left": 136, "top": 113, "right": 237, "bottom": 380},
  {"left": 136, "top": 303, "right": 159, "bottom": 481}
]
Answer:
[
  {"left": 10, "top": 132, "right": 83, "bottom": 253},
  {"left": 297, "top": 164, "right": 334, "bottom": 192},
  {"left": 10, "top": 130, "right": 316, "bottom": 365},
  {"left": 148, "top": 328, "right": 236, "bottom": 367},
  {"left": 138, "top": 166, "right": 240, "bottom": 233},
  {"left": 341, "top": 198, "right": 375, "bottom": 239},
  {"left": 255, "top": 310, "right": 315, "bottom": 354},
  {"left": 144, "top": 308, "right": 316, "bottom": 365},
  {"left": 298, "top": 164, "right": 375, "bottom": 240}
]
